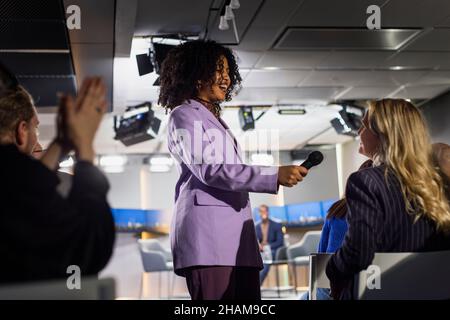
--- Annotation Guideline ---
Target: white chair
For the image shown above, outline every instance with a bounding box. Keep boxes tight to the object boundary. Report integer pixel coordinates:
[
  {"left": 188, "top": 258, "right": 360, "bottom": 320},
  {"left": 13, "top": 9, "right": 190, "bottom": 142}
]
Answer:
[
  {"left": 309, "top": 250, "right": 450, "bottom": 300},
  {"left": 286, "top": 231, "right": 321, "bottom": 293},
  {"left": 137, "top": 239, "right": 174, "bottom": 299}
]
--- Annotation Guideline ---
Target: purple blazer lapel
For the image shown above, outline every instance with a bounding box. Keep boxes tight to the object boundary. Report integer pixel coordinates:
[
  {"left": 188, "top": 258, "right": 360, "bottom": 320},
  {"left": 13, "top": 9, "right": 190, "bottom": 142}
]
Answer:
[{"left": 192, "top": 100, "right": 243, "bottom": 162}]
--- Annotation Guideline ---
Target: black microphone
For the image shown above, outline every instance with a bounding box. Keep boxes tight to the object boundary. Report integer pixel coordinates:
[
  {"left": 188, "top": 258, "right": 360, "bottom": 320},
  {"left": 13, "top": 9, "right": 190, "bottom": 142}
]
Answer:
[{"left": 299, "top": 151, "right": 324, "bottom": 169}]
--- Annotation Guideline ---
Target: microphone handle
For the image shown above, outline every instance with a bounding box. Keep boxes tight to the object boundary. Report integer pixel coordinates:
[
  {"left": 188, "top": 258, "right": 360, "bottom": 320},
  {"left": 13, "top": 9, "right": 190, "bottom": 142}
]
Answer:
[{"left": 299, "top": 160, "right": 313, "bottom": 170}]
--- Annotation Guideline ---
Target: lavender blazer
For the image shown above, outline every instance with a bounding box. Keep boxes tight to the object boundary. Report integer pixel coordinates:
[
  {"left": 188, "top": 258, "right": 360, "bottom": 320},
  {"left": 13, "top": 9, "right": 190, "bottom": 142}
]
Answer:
[{"left": 167, "top": 99, "right": 279, "bottom": 276}]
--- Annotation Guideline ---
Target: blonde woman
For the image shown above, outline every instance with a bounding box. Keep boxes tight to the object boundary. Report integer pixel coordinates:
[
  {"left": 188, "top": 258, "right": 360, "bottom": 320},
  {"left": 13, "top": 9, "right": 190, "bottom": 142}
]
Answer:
[{"left": 326, "top": 99, "right": 450, "bottom": 299}]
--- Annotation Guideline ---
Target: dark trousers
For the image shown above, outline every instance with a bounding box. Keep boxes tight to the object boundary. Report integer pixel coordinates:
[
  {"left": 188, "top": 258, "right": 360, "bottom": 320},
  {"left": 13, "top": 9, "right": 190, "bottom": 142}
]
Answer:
[
  {"left": 260, "top": 249, "right": 277, "bottom": 285},
  {"left": 183, "top": 266, "right": 261, "bottom": 300}
]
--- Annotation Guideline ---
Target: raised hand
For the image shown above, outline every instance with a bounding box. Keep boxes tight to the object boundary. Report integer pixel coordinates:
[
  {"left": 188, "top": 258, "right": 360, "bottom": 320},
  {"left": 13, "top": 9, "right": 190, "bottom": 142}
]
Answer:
[{"left": 60, "top": 77, "right": 107, "bottom": 162}]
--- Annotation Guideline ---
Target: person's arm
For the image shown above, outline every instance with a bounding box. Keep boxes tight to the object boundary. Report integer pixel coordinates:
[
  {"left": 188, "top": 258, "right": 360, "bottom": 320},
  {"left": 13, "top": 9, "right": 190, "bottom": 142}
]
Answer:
[
  {"left": 270, "top": 222, "right": 284, "bottom": 250},
  {"left": 11, "top": 148, "right": 114, "bottom": 276},
  {"left": 326, "top": 218, "right": 348, "bottom": 253},
  {"left": 326, "top": 171, "right": 381, "bottom": 299},
  {"left": 318, "top": 219, "right": 330, "bottom": 253},
  {"left": 45, "top": 77, "right": 114, "bottom": 274}
]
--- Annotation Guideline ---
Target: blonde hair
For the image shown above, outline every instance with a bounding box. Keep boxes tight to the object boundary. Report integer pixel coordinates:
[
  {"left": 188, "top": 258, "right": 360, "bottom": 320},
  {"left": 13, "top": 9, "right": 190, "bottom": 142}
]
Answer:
[{"left": 368, "top": 99, "right": 450, "bottom": 233}]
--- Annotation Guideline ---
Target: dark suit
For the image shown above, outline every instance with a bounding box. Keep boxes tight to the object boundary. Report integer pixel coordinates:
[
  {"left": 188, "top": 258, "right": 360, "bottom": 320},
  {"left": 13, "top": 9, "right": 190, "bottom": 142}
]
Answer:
[
  {"left": 326, "top": 165, "right": 450, "bottom": 299},
  {"left": 0, "top": 144, "right": 115, "bottom": 284},
  {"left": 255, "top": 218, "right": 284, "bottom": 284}
]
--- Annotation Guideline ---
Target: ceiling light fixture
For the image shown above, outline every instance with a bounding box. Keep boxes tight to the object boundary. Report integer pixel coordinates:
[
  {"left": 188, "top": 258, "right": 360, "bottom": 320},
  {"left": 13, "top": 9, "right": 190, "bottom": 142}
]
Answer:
[
  {"left": 230, "top": 0, "right": 240, "bottom": 9},
  {"left": 219, "top": 15, "right": 229, "bottom": 30},
  {"left": 100, "top": 155, "right": 128, "bottom": 167},
  {"left": 224, "top": 5, "right": 234, "bottom": 20},
  {"left": 278, "top": 108, "right": 307, "bottom": 115},
  {"left": 218, "top": 0, "right": 241, "bottom": 44},
  {"left": 149, "top": 164, "right": 171, "bottom": 173}
]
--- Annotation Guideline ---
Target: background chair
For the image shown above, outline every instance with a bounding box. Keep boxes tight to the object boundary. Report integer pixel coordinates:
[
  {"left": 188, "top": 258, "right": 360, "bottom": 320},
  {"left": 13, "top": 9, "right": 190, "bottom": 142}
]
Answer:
[
  {"left": 261, "top": 245, "right": 296, "bottom": 298},
  {"left": 309, "top": 250, "right": 450, "bottom": 300},
  {"left": 0, "top": 277, "right": 115, "bottom": 300},
  {"left": 137, "top": 239, "right": 174, "bottom": 299},
  {"left": 286, "top": 231, "right": 321, "bottom": 293}
]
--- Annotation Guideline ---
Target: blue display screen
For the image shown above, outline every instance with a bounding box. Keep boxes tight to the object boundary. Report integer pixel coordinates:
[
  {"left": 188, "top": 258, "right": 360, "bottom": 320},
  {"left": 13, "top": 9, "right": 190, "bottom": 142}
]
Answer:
[
  {"left": 252, "top": 199, "right": 338, "bottom": 227},
  {"left": 112, "top": 209, "right": 161, "bottom": 229}
]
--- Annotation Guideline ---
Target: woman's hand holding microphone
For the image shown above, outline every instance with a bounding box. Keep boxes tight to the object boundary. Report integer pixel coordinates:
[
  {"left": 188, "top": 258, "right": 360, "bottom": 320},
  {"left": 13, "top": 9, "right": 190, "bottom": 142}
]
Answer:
[{"left": 277, "top": 165, "right": 308, "bottom": 187}]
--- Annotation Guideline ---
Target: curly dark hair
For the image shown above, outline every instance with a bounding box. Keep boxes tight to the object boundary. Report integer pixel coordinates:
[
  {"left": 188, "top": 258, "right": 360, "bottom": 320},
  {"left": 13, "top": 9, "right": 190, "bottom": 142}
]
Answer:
[{"left": 158, "top": 40, "right": 242, "bottom": 112}]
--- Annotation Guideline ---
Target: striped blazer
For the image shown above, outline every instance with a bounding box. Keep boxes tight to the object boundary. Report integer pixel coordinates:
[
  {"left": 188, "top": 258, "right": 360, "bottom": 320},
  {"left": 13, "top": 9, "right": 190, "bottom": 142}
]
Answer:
[{"left": 326, "top": 165, "right": 450, "bottom": 299}]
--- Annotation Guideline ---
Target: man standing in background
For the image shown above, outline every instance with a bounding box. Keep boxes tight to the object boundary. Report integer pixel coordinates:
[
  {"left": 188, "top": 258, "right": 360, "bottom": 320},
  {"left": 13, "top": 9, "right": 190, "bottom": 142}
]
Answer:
[{"left": 255, "top": 205, "right": 284, "bottom": 285}]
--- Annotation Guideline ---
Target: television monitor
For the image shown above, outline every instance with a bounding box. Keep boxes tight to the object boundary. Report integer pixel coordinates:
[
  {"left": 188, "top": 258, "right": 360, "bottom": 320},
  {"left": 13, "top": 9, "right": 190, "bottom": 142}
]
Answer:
[{"left": 286, "top": 201, "right": 323, "bottom": 226}]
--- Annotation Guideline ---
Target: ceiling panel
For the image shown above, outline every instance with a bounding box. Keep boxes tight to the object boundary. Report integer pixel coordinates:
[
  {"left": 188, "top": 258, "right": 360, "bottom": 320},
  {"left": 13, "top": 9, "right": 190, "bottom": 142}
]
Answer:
[
  {"left": 134, "top": 0, "right": 210, "bottom": 36},
  {"left": 316, "top": 51, "right": 392, "bottom": 69},
  {"left": 300, "top": 70, "right": 427, "bottom": 87},
  {"left": 71, "top": 43, "right": 113, "bottom": 105},
  {"left": 389, "top": 85, "right": 450, "bottom": 99},
  {"left": 0, "top": 20, "right": 68, "bottom": 50},
  {"left": 238, "top": 26, "right": 285, "bottom": 51},
  {"left": 63, "top": 0, "right": 114, "bottom": 43},
  {"left": 18, "top": 76, "right": 77, "bottom": 107},
  {"left": 234, "top": 86, "right": 345, "bottom": 104},
  {"left": 411, "top": 71, "right": 450, "bottom": 85},
  {"left": 243, "top": 69, "right": 311, "bottom": 87},
  {"left": 437, "top": 16, "right": 450, "bottom": 28},
  {"left": 382, "top": 51, "right": 450, "bottom": 69},
  {"left": 234, "top": 51, "right": 264, "bottom": 68},
  {"left": 0, "top": 52, "right": 74, "bottom": 75},
  {"left": 288, "top": 0, "right": 385, "bottom": 27},
  {"left": 0, "top": 0, "right": 63, "bottom": 19},
  {"left": 404, "top": 29, "right": 450, "bottom": 51},
  {"left": 338, "top": 86, "right": 399, "bottom": 100},
  {"left": 238, "top": 0, "right": 304, "bottom": 50},
  {"left": 255, "top": 51, "right": 329, "bottom": 69},
  {"left": 381, "top": 0, "right": 450, "bottom": 28},
  {"left": 275, "top": 28, "right": 420, "bottom": 50}
]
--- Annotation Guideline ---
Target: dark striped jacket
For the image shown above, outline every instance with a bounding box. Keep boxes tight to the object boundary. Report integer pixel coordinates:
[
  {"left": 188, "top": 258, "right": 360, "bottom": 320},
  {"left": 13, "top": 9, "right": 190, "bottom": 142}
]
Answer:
[{"left": 326, "top": 165, "right": 450, "bottom": 299}]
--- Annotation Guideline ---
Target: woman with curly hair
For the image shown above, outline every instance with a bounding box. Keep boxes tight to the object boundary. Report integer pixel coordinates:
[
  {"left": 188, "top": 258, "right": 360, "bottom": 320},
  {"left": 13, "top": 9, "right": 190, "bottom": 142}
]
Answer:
[
  {"left": 326, "top": 99, "right": 450, "bottom": 299},
  {"left": 159, "top": 40, "right": 308, "bottom": 300}
]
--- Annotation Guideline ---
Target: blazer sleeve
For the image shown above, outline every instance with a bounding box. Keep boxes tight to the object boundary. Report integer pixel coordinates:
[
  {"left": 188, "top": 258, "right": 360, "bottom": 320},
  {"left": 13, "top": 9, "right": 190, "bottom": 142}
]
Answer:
[
  {"left": 326, "top": 170, "right": 382, "bottom": 288},
  {"left": 269, "top": 221, "right": 284, "bottom": 250},
  {"left": 326, "top": 218, "right": 348, "bottom": 253},
  {"left": 19, "top": 159, "right": 115, "bottom": 276},
  {"left": 318, "top": 219, "right": 330, "bottom": 253},
  {"left": 168, "top": 108, "right": 278, "bottom": 194}
]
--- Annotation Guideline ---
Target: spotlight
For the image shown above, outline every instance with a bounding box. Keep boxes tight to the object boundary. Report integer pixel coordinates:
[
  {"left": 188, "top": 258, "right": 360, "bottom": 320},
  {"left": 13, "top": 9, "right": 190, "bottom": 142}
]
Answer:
[
  {"left": 219, "top": 15, "right": 229, "bottom": 30},
  {"left": 238, "top": 106, "right": 255, "bottom": 131},
  {"left": 113, "top": 102, "right": 161, "bottom": 146},
  {"left": 330, "top": 105, "right": 364, "bottom": 137},
  {"left": 136, "top": 52, "right": 154, "bottom": 76},
  {"left": 136, "top": 40, "right": 178, "bottom": 80},
  {"left": 230, "top": 0, "right": 240, "bottom": 9},
  {"left": 224, "top": 5, "right": 234, "bottom": 20},
  {"left": 152, "top": 42, "right": 176, "bottom": 75}
]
